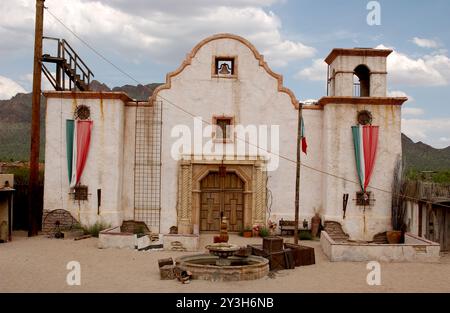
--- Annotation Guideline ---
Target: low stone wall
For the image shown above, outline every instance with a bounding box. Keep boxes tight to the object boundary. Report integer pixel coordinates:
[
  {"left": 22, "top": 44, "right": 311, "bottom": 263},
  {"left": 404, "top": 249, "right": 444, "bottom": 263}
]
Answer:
[
  {"left": 320, "top": 231, "right": 441, "bottom": 262},
  {"left": 163, "top": 234, "right": 199, "bottom": 252},
  {"left": 98, "top": 226, "right": 137, "bottom": 249}
]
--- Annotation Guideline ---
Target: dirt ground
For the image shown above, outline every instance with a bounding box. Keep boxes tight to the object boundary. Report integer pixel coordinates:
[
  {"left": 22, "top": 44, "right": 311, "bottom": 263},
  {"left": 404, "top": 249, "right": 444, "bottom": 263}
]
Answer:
[{"left": 0, "top": 231, "right": 449, "bottom": 293}]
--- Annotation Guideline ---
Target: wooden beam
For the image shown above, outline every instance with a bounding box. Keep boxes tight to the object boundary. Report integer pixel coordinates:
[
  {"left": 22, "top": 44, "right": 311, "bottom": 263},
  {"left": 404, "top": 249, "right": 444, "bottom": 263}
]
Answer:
[
  {"left": 294, "top": 103, "right": 303, "bottom": 244},
  {"left": 28, "top": 0, "right": 45, "bottom": 237}
]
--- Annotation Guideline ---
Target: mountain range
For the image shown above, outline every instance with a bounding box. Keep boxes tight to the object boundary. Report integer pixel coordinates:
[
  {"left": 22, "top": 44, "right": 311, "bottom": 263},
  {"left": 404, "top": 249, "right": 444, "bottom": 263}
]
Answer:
[{"left": 1, "top": 81, "right": 449, "bottom": 172}]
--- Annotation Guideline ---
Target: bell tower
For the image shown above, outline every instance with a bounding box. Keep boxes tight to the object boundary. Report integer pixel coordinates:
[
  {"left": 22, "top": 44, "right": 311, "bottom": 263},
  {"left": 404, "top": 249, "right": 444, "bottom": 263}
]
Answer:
[
  {"left": 318, "top": 48, "right": 408, "bottom": 241},
  {"left": 326, "top": 48, "right": 392, "bottom": 97}
]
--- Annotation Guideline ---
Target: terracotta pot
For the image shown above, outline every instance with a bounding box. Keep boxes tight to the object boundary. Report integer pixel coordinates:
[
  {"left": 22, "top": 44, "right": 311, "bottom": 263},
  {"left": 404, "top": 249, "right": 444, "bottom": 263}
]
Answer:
[
  {"left": 311, "top": 213, "right": 321, "bottom": 237},
  {"left": 243, "top": 231, "right": 252, "bottom": 238},
  {"left": 386, "top": 230, "right": 402, "bottom": 244}
]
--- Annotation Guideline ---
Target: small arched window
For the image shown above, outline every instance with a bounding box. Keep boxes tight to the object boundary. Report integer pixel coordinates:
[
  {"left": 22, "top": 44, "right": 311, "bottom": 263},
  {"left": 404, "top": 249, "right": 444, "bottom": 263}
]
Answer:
[{"left": 353, "top": 65, "right": 370, "bottom": 97}]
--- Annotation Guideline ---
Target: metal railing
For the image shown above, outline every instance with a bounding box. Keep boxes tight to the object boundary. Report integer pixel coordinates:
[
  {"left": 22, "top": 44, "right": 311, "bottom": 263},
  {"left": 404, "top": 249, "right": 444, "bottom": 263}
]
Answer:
[
  {"left": 353, "top": 82, "right": 361, "bottom": 97},
  {"left": 42, "top": 37, "right": 94, "bottom": 91}
]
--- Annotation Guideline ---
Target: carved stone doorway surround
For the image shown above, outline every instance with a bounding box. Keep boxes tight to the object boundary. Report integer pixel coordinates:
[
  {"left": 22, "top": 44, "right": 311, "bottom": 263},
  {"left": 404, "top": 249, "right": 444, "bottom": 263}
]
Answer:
[{"left": 177, "top": 158, "right": 267, "bottom": 234}]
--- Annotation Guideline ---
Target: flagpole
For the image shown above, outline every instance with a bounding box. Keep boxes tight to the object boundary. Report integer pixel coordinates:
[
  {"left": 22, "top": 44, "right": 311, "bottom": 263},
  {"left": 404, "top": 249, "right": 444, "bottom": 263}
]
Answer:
[{"left": 294, "top": 102, "right": 303, "bottom": 244}]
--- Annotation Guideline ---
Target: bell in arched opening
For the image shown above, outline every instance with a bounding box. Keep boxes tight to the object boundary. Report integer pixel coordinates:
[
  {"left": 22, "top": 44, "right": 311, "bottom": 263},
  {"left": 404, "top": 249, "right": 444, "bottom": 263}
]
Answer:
[{"left": 218, "top": 62, "right": 232, "bottom": 75}]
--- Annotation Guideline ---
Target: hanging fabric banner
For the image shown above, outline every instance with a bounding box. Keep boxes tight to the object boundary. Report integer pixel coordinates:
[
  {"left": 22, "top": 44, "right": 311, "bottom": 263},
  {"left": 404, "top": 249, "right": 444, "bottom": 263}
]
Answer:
[
  {"left": 75, "top": 120, "right": 93, "bottom": 185},
  {"left": 66, "top": 119, "right": 74, "bottom": 183},
  {"left": 362, "top": 125, "right": 379, "bottom": 190},
  {"left": 300, "top": 117, "right": 307, "bottom": 155},
  {"left": 352, "top": 125, "right": 379, "bottom": 191},
  {"left": 69, "top": 120, "right": 93, "bottom": 187},
  {"left": 70, "top": 120, "right": 78, "bottom": 187}
]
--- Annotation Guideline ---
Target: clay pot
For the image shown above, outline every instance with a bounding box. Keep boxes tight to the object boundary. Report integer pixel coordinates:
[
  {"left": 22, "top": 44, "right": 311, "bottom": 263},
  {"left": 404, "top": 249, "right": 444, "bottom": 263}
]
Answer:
[
  {"left": 219, "top": 233, "right": 229, "bottom": 243},
  {"left": 311, "top": 213, "right": 321, "bottom": 237},
  {"left": 386, "top": 230, "right": 402, "bottom": 244},
  {"left": 243, "top": 231, "right": 252, "bottom": 238}
]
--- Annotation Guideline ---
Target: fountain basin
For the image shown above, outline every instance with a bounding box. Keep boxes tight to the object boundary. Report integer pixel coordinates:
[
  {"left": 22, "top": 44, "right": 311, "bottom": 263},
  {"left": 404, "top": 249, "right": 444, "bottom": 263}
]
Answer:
[
  {"left": 205, "top": 243, "right": 241, "bottom": 266},
  {"left": 176, "top": 254, "right": 269, "bottom": 281}
]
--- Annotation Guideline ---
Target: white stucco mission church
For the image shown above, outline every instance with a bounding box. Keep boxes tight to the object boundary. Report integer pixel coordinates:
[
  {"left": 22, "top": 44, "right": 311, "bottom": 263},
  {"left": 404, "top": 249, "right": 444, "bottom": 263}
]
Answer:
[{"left": 43, "top": 33, "right": 407, "bottom": 241}]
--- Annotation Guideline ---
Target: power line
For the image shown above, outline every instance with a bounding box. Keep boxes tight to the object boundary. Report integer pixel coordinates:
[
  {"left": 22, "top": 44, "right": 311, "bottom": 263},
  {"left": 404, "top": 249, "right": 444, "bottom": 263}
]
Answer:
[{"left": 43, "top": 6, "right": 450, "bottom": 209}]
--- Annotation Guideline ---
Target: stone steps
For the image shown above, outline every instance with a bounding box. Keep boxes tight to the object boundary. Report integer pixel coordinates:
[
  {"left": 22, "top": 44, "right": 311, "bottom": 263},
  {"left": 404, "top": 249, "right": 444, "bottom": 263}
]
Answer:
[{"left": 323, "top": 221, "right": 349, "bottom": 242}]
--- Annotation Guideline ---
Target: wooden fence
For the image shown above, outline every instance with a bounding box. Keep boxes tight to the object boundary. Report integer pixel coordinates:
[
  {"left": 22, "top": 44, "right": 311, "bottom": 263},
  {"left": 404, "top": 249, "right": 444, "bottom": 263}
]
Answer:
[
  {"left": 405, "top": 180, "right": 450, "bottom": 202},
  {"left": 12, "top": 184, "right": 44, "bottom": 231}
]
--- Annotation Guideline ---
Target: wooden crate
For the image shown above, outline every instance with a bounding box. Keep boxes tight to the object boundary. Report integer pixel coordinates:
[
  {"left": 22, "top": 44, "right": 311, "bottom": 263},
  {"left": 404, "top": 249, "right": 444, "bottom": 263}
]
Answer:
[
  {"left": 263, "top": 236, "right": 284, "bottom": 253},
  {"left": 284, "top": 243, "right": 315, "bottom": 266},
  {"left": 248, "top": 244, "right": 269, "bottom": 257},
  {"left": 284, "top": 249, "right": 295, "bottom": 269},
  {"left": 235, "top": 246, "right": 252, "bottom": 258},
  {"left": 158, "top": 257, "right": 174, "bottom": 268},
  {"left": 267, "top": 251, "right": 286, "bottom": 270},
  {"left": 159, "top": 265, "right": 175, "bottom": 280},
  {"left": 249, "top": 245, "right": 297, "bottom": 270}
]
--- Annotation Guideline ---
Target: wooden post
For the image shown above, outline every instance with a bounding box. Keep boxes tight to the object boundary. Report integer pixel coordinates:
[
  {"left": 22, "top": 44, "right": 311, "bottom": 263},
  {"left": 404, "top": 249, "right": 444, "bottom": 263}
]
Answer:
[
  {"left": 294, "top": 103, "right": 303, "bottom": 244},
  {"left": 28, "top": 0, "right": 45, "bottom": 237},
  {"left": 8, "top": 192, "right": 13, "bottom": 241}
]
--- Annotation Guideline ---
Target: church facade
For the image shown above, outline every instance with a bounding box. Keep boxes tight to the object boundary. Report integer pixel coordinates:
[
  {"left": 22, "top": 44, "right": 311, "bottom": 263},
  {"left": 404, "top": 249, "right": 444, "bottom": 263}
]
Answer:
[{"left": 43, "top": 34, "right": 407, "bottom": 241}]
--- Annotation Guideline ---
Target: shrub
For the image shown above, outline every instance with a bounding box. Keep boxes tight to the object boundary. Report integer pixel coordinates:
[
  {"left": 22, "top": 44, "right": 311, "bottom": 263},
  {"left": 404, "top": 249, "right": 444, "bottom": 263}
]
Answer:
[
  {"left": 298, "top": 230, "right": 312, "bottom": 240},
  {"left": 82, "top": 222, "right": 110, "bottom": 238},
  {"left": 259, "top": 226, "right": 270, "bottom": 238}
]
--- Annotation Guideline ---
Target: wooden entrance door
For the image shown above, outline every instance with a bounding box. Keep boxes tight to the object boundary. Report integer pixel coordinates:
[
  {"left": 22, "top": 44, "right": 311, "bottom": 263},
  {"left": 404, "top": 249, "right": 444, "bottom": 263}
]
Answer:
[{"left": 200, "top": 172, "right": 244, "bottom": 232}]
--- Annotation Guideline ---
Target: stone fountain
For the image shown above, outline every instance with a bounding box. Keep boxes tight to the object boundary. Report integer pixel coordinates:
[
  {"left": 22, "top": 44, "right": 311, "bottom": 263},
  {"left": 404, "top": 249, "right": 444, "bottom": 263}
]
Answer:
[
  {"left": 205, "top": 243, "right": 241, "bottom": 266},
  {"left": 175, "top": 243, "right": 269, "bottom": 281}
]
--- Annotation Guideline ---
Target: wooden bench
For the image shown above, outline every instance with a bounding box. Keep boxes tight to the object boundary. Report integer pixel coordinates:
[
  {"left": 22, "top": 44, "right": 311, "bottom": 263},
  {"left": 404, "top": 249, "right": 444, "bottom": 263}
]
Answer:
[{"left": 279, "top": 219, "right": 297, "bottom": 236}]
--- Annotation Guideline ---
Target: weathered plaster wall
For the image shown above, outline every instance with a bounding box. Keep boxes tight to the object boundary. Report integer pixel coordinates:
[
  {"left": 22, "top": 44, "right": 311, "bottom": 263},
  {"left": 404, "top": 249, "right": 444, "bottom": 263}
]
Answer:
[
  {"left": 329, "top": 55, "right": 388, "bottom": 97},
  {"left": 122, "top": 104, "right": 137, "bottom": 221},
  {"left": 44, "top": 95, "right": 126, "bottom": 227},
  {"left": 270, "top": 107, "right": 324, "bottom": 224},
  {"left": 322, "top": 103, "right": 402, "bottom": 240},
  {"left": 156, "top": 35, "right": 306, "bottom": 233}
]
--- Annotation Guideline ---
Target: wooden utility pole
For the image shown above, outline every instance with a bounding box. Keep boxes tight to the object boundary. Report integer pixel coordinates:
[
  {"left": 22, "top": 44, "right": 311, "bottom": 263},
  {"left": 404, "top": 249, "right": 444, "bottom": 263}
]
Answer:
[
  {"left": 28, "top": 0, "right": 45, "bottom": 237},
  {"left": 294, "top": 102, "right": 303, "bottom": 244}
]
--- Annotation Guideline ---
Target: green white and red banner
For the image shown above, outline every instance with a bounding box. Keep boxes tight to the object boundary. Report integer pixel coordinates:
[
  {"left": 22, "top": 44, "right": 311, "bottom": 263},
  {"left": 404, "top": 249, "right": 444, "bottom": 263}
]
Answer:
[
  {"left": 301, "top": 117, "right": 307, "bottom": 154},
  {"left": 351, "top": 125, "right": 379, "bottom": 191},
  {"left": 66, "top": 119, "right": 93, "bottom": 187}
]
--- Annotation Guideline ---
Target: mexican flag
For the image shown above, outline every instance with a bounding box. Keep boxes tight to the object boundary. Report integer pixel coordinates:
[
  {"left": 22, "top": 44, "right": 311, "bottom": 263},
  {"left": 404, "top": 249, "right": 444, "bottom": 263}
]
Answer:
[
  {"left": 351, "top": 125, "right": 379, "bottom": 191},
  {"left": 66, "top": 119, "right": 93, "bottom": 187}
]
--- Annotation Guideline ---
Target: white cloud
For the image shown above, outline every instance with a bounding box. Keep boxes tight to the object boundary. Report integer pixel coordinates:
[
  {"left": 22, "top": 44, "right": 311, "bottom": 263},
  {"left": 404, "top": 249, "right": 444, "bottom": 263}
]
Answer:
[
  {"left": 389, "top": 90, "right": 423, "bottom": 118},
  {"left": 412, "top": 37, "right": 439, "bottom": 49},
  {"left": 377, "top": 44, "right": 450, "bottom": 86},
  {"left": 439, "top": 137, "right": 450, "bottom": 144},
  {"left": 19, "top": 72, "right": 57, "bottom": 92},
  {"left": 388, "top": 90, "right": 414, "bottom": 102},
  {"left": 402, "top": 118, "right": 450, "bottom": 149},
  {"left": 300, "top": 99, "right": 318, "bottom": 105},
  {"left": 294, "top": 58, "right": 327, "bottom": 81},
  {"left": 297, "top": 44, "right": 450, "bottom": 87},
  {"left": 0, "top": 76, "right": 27, "bottom": 100},
  {"left": 0, "top": 0, "right": 314, "bottom": 69},
  {"left": 402, "top": 108, "right": 424, "bottom": 116}
]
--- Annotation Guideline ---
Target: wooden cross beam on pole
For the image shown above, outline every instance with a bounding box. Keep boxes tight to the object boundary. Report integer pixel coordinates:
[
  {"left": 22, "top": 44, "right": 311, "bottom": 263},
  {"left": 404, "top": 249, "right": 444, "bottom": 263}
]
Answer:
[
  {"left": 28, "top": 0, "right": 45, "bottom": 237},
  {"left": 294, "top": 102, "right": 303, "bottom": 244}
]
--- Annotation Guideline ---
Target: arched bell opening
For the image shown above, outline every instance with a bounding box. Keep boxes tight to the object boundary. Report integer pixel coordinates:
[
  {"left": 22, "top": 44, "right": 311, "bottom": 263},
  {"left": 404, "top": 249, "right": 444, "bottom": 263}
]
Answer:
[{"left": 353, "top": 64, "right": 371, "bottom": 97}]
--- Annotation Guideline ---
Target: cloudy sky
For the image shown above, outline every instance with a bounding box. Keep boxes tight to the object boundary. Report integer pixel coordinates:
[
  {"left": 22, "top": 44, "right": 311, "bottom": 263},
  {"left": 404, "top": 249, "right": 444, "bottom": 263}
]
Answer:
[{"left": 1, "top": 0, "right": 450, "bottom": 148}]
